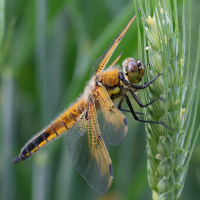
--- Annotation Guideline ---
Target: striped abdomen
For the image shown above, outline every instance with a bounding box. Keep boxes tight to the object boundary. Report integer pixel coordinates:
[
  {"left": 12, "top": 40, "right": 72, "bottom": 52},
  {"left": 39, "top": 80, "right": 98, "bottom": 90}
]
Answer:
[{"left": 12, "top": 99, "right": 86, "bottom": 164}]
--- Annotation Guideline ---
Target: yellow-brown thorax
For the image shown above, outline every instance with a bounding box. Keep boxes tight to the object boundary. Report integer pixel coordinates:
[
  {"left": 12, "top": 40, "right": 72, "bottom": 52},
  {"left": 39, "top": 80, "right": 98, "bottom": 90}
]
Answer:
[{"left": 98, "top": 69, "right": 121, "bottom": 98}]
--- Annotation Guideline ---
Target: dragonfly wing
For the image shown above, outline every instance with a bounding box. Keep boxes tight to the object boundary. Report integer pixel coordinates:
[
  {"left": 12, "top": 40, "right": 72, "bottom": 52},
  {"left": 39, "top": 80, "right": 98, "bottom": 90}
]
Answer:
[
  {"left": 94, "top": 85, "right": 128, "bottom": 145},
  {"left": 66, "top": 98, "right": 113, "bottom": 195},
  {"left": 90, "top": 10, "right": 139, "bottom": 78}
]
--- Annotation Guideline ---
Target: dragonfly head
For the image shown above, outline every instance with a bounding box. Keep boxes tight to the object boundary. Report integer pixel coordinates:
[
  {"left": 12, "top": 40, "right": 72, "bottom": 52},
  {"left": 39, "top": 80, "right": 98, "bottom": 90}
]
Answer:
[{"left": 122, "top": 58, "right": 145, "bottom": 84}]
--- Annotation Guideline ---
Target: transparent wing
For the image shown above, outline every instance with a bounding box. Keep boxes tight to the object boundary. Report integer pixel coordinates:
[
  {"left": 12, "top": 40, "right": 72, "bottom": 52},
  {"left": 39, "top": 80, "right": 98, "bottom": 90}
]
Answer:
[
  {"left": 90, "top": 10, "right": 139, "bottom": 78},
  {"left": 66, "top": 98, "right": 113, "bottom": 195},
  {"left": 94, "top": 85, "right": 128, "bottom": 145}
]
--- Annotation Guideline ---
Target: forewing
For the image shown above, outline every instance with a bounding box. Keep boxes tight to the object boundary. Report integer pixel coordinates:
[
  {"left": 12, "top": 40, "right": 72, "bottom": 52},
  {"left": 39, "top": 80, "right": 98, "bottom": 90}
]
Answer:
[
  {"left": 90, "top": 10, "right": 138, "bottom": 78},
  {"left": 94, "top": 85, "right": 128, "bottom": 145},
  {"left": 66, "top": 99, "right": 113, "bottom": 195}
]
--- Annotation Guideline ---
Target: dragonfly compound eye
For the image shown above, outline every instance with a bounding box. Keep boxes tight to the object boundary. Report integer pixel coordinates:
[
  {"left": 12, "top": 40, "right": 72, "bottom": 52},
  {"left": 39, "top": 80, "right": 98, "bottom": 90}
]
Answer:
[
  {"left": 123, "top": 58, "right": 145, "bottom": 84},
  {"left": 136, "top": 60, "right": 145, "bottom": 83}
]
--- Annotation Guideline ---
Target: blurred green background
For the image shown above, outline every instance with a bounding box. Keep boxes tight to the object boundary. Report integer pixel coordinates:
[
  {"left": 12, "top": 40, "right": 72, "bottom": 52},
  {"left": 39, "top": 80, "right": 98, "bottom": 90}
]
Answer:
[{"left": 0, "top": 0, "right": 200, "bottom": 200}]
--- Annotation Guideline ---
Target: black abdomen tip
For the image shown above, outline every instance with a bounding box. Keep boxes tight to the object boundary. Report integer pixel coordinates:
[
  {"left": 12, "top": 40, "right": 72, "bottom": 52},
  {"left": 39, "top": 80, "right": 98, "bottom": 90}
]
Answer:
[{"left": 12, "top": 156, "right": 21, "bottom": 164}]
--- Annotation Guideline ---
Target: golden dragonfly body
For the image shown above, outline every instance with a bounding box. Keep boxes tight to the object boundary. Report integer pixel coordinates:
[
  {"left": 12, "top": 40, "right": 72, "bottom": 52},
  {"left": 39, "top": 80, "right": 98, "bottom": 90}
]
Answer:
[{"left": 13, "top": 9, "right": 170, "bottom": 194}]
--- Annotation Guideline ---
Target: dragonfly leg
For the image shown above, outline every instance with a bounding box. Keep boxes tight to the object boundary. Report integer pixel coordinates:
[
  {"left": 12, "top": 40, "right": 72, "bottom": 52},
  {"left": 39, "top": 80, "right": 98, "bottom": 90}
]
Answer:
[
  {"left": 130, "top": 90, "right": 166, "bottom": 108},
  {"left": 118, "top": 96, "right": 143, "bottom": 115},
  {"left": 131, "top": 73, "right": 162, "bottom": 89},
  {"left": 124, "top": 94, "right": 175, "bottom": 130}
]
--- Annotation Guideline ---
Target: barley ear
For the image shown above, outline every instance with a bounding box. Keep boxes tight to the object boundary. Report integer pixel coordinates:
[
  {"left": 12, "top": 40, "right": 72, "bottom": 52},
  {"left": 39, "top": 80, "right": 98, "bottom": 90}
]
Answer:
[{"left": 138, "top": 0, "right": 200, "bottom": 199}]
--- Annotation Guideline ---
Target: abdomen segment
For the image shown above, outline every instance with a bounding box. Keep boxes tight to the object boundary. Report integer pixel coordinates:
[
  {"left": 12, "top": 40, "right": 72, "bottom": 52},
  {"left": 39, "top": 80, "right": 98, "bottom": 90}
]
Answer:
[{"left": 12, "top": 99, "right": 86, "bottom": 164}]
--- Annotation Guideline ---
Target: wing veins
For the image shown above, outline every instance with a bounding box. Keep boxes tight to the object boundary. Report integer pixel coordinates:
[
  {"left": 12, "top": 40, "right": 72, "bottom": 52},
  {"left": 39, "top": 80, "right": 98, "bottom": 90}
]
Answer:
[{"left": 90, "top": 10, "right": 139, "bottom": 77}]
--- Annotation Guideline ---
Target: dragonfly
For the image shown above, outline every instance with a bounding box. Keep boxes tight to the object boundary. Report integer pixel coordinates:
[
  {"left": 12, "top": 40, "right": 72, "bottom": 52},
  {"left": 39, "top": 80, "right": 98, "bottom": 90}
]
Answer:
[{"left": 13, "top": 9, "right": 173, "bottom": 194}]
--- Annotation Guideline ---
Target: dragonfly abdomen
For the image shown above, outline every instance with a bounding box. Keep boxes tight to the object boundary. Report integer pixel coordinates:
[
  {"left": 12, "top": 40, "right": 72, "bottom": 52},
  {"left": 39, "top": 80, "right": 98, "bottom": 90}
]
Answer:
[{"left": 12, "top": 99, "right": 87, "bottom": 164}]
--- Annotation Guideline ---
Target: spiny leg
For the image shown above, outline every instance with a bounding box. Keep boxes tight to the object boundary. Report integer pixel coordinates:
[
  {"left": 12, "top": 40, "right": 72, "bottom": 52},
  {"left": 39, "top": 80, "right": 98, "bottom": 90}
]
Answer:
[
  {"left": 123, "top": 94, "right": 174, "bottom": 131},
  {"left": 130, "top": 90, "right": 166, "bottom": 108},
  {"left": 131, "top": 73, "right": 162, "bottom": 90},
  {"left": 118, "top": 97, "right": 143, "bottom": 115}
]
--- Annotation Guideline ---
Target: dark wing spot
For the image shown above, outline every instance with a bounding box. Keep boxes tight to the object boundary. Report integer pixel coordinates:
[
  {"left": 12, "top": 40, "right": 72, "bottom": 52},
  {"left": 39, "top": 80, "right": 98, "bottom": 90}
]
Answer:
[
  {"left": 109, "top": 163, "right": 113, "bottom": 178},
  {"left": 97, "top": 135, "right": 102, "bottom": 140},
  {"left": 123, "top": 117, "right": 128, "bottom": 126},
  {"left": 85, "top": 110, "right": 89, "bottom": 120},
  {"left": 117, "top": 36, "right": 122, "bottom": 42}
]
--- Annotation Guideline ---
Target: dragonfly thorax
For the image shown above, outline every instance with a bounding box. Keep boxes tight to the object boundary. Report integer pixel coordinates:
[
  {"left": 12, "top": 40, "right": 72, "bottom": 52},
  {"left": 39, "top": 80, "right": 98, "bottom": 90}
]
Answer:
[{"left": 122, "top": 58, "right": 145, "bottom": 84}]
